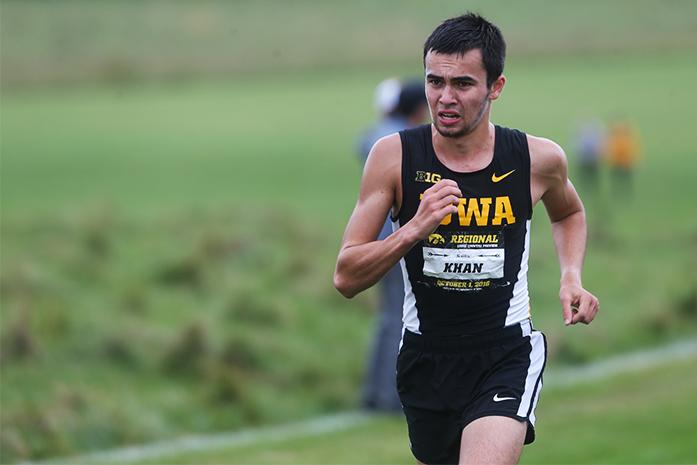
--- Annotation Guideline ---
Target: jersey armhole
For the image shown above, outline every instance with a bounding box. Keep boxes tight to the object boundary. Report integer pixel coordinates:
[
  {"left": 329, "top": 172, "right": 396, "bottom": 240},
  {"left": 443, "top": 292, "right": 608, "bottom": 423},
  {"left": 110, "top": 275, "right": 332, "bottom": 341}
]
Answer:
[
  {"left": 520, "top": 132, "right": 533, "bottom": 220},
  {"left": 391, "top": 131, "right": 407, "bottom": 222}
]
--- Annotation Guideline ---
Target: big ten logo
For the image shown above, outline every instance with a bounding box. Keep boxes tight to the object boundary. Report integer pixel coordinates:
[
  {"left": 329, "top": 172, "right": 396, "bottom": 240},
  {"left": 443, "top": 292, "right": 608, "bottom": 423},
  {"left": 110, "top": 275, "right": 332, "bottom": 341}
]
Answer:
[
  {"left": 415, "top": 171, "right": 442, "bottom": 184},
  {"left": 427, "top": 233, "right": 446, "bottom": 245}
]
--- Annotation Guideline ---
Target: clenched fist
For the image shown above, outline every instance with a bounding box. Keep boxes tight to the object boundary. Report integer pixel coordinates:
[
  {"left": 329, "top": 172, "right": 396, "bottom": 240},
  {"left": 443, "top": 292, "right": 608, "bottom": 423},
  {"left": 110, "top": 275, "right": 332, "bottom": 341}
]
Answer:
[{"left": 407, "top": 179, "right": 462, "bottom": 241}]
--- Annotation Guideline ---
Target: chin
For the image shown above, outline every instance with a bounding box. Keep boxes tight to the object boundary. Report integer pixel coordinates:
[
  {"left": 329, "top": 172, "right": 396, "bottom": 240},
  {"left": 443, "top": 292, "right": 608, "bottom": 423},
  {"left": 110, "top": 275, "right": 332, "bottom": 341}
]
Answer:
[{"left": 435, "top": 123, "right": 468, "bottom": 138}]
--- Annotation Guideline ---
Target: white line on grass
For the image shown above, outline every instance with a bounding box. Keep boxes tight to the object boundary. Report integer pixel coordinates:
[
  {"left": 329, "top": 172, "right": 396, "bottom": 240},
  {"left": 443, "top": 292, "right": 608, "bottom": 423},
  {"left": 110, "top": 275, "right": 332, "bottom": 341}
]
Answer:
[
  {"left": 25, "top": 412, "right": 374, "bottom": 465},
  {"left": 545, "top": 337, "right": 697, "bottom": 387},
  {"left": 24, "top": 337, "right": 697, "bottom": 465}
]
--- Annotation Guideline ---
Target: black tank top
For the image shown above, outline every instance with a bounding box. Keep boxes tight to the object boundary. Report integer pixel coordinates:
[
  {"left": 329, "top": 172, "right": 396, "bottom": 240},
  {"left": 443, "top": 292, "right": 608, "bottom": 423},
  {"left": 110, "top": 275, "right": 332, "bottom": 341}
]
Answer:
[{"left": 395, "top": 124, "right": 533, "bottom": 336}]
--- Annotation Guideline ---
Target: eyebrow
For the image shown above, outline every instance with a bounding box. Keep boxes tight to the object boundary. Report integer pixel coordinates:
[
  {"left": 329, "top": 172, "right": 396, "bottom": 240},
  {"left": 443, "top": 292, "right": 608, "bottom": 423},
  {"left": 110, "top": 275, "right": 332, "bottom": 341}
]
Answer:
[
  {"left": 452, "top": 76, "right": 477, "bottom": 84},
  {"left": 426, "top": 73, "right": 477, "bottom": 84}
]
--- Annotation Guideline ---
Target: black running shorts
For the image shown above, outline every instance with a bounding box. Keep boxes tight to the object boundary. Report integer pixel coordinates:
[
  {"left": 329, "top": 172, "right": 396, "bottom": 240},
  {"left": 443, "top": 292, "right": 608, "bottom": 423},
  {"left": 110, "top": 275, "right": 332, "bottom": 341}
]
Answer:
[{"left": 396, "top": 319, "right": 546, "bottom": 465}]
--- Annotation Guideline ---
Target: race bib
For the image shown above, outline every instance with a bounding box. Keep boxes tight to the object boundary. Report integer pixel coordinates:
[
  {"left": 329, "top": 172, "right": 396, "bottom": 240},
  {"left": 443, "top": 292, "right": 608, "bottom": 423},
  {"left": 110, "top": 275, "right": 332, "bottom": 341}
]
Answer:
[{"left": 421, "top": 230, "right": 508, "bottom": 292}]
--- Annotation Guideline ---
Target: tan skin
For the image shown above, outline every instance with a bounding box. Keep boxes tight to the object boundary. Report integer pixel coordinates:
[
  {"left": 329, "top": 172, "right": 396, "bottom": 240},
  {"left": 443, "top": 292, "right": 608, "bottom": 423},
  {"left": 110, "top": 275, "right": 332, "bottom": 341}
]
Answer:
[{"left": 334, "top": 49, "right": 599, "bottom": 464}]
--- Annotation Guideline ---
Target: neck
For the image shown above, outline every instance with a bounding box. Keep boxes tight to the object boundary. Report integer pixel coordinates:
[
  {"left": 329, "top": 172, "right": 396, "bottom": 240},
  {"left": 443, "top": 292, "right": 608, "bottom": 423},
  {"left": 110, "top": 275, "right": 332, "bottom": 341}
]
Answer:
[{"left": 432, "top": 118, "right": 494, "bottom": 160}]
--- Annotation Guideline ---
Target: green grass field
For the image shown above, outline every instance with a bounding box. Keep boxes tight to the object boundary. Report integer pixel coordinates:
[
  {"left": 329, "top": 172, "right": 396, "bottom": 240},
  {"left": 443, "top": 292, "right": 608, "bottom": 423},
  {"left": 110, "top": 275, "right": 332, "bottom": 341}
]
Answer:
[
  {"left": 127, "top": 356, "right": 697, "bottom": 464},
  {"left": 3, "top": 51, "right": 697, "bottom": 463},
  {"left": 3, "top": 1, "right": 697, "bottom": 463},
  {"left": 4, "top": 0, "right": 697, "bottom": 88}
]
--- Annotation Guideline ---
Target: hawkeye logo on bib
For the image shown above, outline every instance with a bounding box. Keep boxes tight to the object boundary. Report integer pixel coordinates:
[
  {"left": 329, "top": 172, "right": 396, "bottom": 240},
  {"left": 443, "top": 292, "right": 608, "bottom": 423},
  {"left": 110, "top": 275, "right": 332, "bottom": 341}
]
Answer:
[{"left": 427, "top": 233, "right": 446, "bottom": 245}]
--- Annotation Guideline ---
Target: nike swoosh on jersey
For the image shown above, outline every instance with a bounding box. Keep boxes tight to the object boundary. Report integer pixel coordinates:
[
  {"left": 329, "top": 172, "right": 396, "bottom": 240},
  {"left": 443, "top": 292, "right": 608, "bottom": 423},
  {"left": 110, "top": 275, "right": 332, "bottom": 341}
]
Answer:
[
  {"left": 491, "top": 169, "right": 516, "bottom": 183},
  {"left": 493, "top": 393, "right": 517, "bottom": 402}
]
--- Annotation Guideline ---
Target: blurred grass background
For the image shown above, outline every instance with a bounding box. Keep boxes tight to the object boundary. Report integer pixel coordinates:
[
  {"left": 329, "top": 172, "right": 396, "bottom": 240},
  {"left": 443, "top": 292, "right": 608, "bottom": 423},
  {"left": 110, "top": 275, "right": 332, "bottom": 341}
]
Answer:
[
  {"left": 130, "top": 356, "right": 697, "bottom": 465},
  {"left": 2, "top": 1, "right": 697, "bottom": 463}
]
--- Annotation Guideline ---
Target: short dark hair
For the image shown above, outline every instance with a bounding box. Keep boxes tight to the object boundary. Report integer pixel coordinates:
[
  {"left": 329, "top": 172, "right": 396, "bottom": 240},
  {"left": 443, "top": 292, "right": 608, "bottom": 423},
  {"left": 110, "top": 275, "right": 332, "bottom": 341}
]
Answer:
[{"left": 423, "top": 12, "right": 506, "bottom": 88}]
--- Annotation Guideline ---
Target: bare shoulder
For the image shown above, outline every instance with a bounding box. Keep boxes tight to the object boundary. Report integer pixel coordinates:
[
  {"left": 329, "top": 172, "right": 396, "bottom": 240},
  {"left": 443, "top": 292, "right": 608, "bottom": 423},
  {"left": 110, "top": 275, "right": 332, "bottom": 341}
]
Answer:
[
  {"left": 527, "top": 134, "right": 569, "bottom": 203},
  {"left": 364, "top": 132, "right": 402, "bottom": 173},
  {"left": 340, "top": 132, "right": 403, "bottom": 249},
  {"left": 527, "top": 134, "right": 567, "bottom": 177},
  {"left": 361, "top": 132, "right": 402, "bottom": 197}
]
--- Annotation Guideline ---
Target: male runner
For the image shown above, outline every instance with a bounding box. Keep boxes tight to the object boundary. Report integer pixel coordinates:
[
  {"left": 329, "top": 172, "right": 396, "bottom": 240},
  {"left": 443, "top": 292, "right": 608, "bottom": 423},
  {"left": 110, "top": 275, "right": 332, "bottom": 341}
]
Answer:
[{"left": 334, "top": 13, "right": 599, "bottom": 465}]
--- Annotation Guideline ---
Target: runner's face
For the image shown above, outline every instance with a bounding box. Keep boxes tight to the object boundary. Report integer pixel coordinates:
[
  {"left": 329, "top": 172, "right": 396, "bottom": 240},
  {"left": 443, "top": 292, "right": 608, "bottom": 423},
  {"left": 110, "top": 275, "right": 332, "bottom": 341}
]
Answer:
[{"left": 424, "top": 49, "right": 503, "bottom": 138}]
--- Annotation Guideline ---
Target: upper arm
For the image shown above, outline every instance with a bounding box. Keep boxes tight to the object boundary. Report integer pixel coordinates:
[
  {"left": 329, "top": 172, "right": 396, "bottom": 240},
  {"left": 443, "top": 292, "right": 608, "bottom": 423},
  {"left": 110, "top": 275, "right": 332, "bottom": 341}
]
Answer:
[
  {"left": 529, "top": 135, "right": 584, "bottom": 222},
  {"left": 340, "top": 133, "right": 402, "bottom": 249}
]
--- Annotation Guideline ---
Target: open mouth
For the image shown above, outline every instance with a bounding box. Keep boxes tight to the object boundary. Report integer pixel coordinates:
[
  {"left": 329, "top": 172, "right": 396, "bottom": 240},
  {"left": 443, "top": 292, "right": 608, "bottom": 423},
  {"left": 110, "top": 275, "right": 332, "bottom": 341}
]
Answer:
[{"left": 438, "top": 111, "right": 461, "bottom": 125}]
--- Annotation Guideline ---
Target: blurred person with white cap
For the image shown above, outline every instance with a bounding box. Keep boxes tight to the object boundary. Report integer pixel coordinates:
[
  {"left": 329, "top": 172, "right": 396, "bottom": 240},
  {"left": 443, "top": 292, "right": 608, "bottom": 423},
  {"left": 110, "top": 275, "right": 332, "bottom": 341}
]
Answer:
[
  {"left": 357, "top": 78, "right": 427, "bottom": 412},
  {"left": 374, "top": 77, "right": 402, "bottom": 115}
]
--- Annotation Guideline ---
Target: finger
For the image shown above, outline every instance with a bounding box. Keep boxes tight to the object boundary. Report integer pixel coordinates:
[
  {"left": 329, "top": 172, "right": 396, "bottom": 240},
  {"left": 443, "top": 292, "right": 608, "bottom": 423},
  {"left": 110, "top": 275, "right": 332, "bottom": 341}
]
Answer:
[
  {"left": 585, "top": 296, "right": 600, "bottom": 323},
  {"left": 421, "top": 186, "right": 460, "bottom": 202},
  {"left": 431, "top": 179, "right": 459, "bottom": 192},
  {"left": 429, "top": 185, "right": 462, "bottom": 200},
  {"left": 437, "top": 203, "right": 459, "bottom": 218},
  {"left": 570, "top": 295, "right": 585, "bottom": 324},
  {"left": 428, "top": 205, "right": 458, "bottom": 227},
  {"left": 560, "top": 295, "right": 574, "bottom": 326},
  {"left": 428, "top": 182, "right": 462, "bottom": 199},
  {"left": 435, "top": 195, "right": 460, "bottom": 209},
  {"left": 572, "top": 293, "right": 592, "bottom": 324}
]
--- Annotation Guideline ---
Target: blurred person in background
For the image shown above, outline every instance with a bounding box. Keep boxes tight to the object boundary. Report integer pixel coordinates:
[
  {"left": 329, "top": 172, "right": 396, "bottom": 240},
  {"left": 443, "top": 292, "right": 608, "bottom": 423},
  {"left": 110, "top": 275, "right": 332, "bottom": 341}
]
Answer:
[
  {"left": 357, "top": 78, "right": 428, "bottom": 412},
  {"left": 358, "top": 78, "right": 428, "bottom": 160},
  {"left": 335, "top": 12, "right": 599, "bottom": 465},
  {"left": 573, "top": 119, "right": 605, "bottom": 192},
  {"left": 606, "top": 119, "right": 641, "bottom": 197}
]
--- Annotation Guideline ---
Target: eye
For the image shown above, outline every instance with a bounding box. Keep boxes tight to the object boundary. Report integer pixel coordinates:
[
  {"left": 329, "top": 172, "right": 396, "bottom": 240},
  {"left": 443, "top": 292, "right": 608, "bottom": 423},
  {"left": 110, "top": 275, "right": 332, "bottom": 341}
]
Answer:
[{"left": 427, "top": 77, "right": 443, "bottom": 87}]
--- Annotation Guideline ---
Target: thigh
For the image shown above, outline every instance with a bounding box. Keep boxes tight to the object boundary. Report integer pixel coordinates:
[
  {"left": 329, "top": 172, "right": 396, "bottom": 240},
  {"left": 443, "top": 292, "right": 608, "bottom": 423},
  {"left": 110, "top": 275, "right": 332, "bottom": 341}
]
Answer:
[
  {"left": 397, "top": 349, "right": 462, "bottom": 464},
  {"left": 459, "top": 416, "right": 527, "bottom": 465},
  {"left": 402, "top": 404, "right": 462, "bottom": 465},
  {"left": 461, "top": 331, "right": 547, "bottom": 444}
]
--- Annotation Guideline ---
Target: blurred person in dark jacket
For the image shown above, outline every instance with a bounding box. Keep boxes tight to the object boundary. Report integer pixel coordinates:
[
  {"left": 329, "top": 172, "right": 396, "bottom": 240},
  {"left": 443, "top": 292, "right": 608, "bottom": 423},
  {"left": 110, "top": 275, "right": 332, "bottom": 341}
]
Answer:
[{"left": 357, "top": 78, "right": 427, "bottom": 412}]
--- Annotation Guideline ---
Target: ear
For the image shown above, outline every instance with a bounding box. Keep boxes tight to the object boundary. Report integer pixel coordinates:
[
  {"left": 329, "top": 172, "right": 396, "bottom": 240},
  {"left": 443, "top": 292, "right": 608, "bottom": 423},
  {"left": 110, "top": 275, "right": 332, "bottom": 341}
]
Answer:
[{"left": 488, "top": 75, "right": 506, "bottom": 100}]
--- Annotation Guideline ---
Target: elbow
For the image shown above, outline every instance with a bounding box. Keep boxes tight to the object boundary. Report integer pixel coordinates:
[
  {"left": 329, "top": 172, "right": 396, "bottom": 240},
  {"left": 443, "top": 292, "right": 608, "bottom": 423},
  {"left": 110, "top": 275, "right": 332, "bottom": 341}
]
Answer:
[
  {"left": 333, "top": 271, "right": 357, "bottom": 299},
  {"left": 551, "top": 205, "right": 586, "bottom": 225}
]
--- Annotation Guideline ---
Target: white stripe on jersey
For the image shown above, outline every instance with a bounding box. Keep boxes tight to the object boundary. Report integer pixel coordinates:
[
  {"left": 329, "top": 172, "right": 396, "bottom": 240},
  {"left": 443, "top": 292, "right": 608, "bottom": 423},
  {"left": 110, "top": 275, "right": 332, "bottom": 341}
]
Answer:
[
  {"left": 393, "top": 219, "right": 420, "bottom": 335},
  {"left": 506, "top": 219, "right": 532, "bottom": 326},
  {"left": 517, "top": 330, "right": 546, "bottom": 422},
  {"left": 529, "top": 377, "right": 543, "bottom": 425}
]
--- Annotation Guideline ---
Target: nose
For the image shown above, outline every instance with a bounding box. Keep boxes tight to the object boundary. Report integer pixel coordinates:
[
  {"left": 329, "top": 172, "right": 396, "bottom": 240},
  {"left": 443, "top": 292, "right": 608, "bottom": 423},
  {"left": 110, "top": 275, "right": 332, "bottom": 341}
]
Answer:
[{"left": 439, "top": 85, "right": 456, "bottom": 105}]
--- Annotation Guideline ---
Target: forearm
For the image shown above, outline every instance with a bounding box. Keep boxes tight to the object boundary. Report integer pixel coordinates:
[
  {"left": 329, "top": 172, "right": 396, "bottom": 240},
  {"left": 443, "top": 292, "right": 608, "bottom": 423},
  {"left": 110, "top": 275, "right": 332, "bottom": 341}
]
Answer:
[
  {"left": 551, "top": 209, "right": 587, "bottom": 286},
  {"left": 334, "top": 226, "right": 419, "bottom": 298},
  {"left": 334, "top": 176, "right": 461, "bottom": 298}
]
